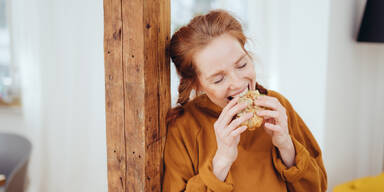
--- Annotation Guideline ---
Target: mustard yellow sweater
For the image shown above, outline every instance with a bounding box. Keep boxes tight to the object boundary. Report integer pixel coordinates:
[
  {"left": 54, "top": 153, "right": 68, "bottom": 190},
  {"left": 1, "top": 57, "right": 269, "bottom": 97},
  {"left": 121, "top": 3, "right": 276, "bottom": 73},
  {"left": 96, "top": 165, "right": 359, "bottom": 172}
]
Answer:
[{"left": 163, "top": 89, "right": 327, "bottom": 191}]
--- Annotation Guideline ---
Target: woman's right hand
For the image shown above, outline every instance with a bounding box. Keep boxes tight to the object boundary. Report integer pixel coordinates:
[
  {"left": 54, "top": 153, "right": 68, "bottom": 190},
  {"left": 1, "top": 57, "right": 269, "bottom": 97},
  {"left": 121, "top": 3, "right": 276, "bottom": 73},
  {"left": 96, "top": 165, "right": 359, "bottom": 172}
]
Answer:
[{"left": 212, "top": 96, "right": 253, "bottom": 181}]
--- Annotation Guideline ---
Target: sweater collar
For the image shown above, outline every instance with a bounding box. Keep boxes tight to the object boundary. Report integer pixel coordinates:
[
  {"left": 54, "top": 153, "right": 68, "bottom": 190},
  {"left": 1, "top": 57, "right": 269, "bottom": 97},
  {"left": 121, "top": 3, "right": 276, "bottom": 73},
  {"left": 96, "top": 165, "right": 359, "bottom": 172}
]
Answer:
[{"left": 194, "top": 94, "right": 223, "bottom": 118}]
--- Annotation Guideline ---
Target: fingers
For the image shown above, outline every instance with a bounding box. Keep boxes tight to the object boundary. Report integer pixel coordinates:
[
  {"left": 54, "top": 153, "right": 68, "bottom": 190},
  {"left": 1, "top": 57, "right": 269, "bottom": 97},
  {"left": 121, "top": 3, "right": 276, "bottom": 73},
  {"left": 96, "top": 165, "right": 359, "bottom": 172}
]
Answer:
[
  {"left": 265, "top": 118, "right": 276, "bottom": 124},
  {"left": 264, "top": 126, "right": 273, "bottom": 135},
  {"left": 258, "top": 108, "right": 288, "bottom": 125},
  {"left": 254, "top": 95, "right": 282, "bottom": 111},
  {"left": 227, "top": 112, "right": 253, "bottom": 132},
  {"left": 264, "top": 119, "right": 289, "bottom": 134},
  {"left": 222, "top": 95, "right": 240, "bottom": 114},
  {"left": 219, "top": 102, "right": 248, "bottom": 128},
  {"left": 257, "top": 110, "right": 280, "bottom": 121},
  {"left": 230, "top": 126, "right": 248, "bottom": 137},
  {"left": 264, "top": 122, "right": 280, "bottom": 132},
  {"left": 216, "top": 96, "right": 240, "bottom": 126}
]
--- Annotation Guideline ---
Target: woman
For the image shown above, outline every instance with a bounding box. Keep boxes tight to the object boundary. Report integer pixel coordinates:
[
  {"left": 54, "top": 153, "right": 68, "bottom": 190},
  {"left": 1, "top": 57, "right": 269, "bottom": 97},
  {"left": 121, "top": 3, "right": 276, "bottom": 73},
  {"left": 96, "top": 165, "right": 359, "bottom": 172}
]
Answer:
[{"left": 163, "top": 10, "right": 327, "bottom": 192}]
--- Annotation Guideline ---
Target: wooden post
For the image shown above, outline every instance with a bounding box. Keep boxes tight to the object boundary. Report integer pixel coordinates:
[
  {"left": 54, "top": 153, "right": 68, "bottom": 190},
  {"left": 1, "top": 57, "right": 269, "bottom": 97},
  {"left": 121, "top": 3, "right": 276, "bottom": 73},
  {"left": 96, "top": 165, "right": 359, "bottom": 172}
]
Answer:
[{"left": 103, "top": 0, "right": 170, "bottom": 191}]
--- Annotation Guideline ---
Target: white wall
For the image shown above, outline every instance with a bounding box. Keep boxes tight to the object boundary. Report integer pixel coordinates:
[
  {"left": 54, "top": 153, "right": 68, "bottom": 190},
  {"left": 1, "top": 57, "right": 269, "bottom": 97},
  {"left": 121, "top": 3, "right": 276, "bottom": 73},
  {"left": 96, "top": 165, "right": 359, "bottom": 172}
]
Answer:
[
  {"left": 247, "top": 0, "right": 330, "bottom": 150},
  {"left": 324, "top": 0, "right": 384, "bottom": 190},
  {"left": 250, "top": 0, "right": 384, "bottom": 190},
  {"left": 0, "top": 107, "right": 23, "bottom": 134},
  {"left": 6, "top": 0, "right": 107, "bottom": 191},
  {"left": 233, "top": 1, "right": 384, "bottom": 190}
]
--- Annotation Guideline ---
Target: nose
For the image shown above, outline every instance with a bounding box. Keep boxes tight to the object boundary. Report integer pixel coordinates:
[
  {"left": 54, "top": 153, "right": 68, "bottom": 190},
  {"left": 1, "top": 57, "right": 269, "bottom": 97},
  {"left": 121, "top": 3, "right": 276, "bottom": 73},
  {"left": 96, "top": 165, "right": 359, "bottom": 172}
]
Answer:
[{"left": 228, "top": 72, "right": 243, "bottom": 90}]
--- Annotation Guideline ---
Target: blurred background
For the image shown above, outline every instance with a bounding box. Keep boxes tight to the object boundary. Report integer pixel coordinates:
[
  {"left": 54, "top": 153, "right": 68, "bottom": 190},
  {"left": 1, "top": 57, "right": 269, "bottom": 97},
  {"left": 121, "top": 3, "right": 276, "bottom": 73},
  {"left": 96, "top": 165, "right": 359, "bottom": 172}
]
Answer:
[{"left": 0, "top": 0, "right": 383, "bottom": 191}]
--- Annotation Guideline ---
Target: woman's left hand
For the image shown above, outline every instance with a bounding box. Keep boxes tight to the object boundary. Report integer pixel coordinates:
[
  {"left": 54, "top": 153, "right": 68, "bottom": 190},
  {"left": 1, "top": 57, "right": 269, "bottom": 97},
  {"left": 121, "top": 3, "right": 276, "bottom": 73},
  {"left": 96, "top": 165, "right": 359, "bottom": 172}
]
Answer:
[{"left": 254, "top": 95, "right": 292, "bottom": 149}]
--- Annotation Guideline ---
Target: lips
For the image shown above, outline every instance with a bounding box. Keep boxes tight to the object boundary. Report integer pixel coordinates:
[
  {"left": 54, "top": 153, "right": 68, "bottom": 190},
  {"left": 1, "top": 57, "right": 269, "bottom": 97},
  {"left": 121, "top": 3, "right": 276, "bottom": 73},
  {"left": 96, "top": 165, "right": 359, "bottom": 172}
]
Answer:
[{"left": 227, "top": 84, "right": 250, "bottom": 101}]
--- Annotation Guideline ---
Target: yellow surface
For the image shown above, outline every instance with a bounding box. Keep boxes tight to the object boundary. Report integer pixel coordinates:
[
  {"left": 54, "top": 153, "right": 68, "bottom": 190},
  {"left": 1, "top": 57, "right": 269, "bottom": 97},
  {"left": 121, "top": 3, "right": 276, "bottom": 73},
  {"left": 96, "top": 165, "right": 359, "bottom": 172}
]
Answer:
[{"left": 333, "top": 173, "right": 384, "bottom": 192}]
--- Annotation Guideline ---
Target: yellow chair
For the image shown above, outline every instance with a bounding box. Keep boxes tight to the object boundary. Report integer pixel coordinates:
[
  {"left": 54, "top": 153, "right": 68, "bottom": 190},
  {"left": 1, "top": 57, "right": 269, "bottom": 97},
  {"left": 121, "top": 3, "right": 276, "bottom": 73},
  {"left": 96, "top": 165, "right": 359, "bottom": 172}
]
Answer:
[{"left": 333, "top": 173, "right": 384, "bottom": 192}]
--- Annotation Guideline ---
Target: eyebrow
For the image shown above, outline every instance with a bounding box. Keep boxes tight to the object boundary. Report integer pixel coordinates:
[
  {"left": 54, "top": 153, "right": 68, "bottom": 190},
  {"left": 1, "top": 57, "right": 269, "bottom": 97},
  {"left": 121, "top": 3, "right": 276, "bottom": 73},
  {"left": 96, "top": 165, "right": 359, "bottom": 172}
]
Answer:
[{"left": 207, "top": 54, "right": 247, "bottom": 80}]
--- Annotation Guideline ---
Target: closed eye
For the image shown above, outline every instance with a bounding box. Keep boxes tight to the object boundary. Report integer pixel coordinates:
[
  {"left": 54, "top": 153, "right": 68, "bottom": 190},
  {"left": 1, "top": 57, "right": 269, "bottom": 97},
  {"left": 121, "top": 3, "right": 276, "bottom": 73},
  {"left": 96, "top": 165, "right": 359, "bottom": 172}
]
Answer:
[
  {"left": 214, "top": 77, "right": 224, "bottom": 84},
  {"left": 238, "top": 62, "right": 247, "bottom": 68}
]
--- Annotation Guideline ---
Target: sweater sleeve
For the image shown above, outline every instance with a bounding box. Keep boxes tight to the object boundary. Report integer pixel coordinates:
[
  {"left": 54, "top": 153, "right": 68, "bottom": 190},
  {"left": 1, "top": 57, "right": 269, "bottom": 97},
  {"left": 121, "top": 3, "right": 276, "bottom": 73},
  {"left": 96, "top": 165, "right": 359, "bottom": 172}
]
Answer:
[
  {"left": 271, "top": 92, "right": 328, "bottom": 192},
  {"left": 162, "top": 121, "right": 234, "bottom": 192}
]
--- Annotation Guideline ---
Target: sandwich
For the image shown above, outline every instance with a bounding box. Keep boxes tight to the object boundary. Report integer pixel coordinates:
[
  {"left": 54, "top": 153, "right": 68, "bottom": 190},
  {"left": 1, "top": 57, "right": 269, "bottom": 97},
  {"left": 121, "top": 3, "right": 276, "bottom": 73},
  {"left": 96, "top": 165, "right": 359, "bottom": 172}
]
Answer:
[{"left": 236, "top": 90, "right": 264, "bottom": 131}]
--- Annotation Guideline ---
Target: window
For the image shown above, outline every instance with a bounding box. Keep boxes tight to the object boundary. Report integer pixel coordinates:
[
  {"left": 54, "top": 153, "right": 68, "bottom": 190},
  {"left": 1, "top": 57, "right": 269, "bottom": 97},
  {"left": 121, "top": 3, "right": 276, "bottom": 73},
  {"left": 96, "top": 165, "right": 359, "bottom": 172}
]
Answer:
[{"left": 0, "top": 0, "right": 20, "bottom": 106}]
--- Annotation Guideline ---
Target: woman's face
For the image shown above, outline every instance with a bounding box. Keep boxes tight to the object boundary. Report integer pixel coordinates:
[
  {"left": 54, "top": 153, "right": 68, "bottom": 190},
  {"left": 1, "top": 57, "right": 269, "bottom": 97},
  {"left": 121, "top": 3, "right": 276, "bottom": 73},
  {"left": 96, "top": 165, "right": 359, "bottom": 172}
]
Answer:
[{"left": 194, "top": 33, "right": 257, "bottom": 108}]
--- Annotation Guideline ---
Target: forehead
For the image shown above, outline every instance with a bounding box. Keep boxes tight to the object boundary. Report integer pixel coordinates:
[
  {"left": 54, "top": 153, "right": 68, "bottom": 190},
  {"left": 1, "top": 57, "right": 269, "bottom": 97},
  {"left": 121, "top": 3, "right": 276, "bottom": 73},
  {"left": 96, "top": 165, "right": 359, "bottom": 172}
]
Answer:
[{"left": 193, "top": 33, "right": 245, "bottom": 79}]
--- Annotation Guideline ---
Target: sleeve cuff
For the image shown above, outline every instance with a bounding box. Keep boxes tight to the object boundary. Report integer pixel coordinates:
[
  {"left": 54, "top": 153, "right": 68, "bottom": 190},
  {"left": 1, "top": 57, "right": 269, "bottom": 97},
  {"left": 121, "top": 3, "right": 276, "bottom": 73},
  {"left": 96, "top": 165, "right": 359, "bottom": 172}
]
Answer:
[
  {"left": 199, "top": 155, "right": 234, "bottom": 192},
  {"left": 272, "top": 136, "right": 310, "bottom": 183}
]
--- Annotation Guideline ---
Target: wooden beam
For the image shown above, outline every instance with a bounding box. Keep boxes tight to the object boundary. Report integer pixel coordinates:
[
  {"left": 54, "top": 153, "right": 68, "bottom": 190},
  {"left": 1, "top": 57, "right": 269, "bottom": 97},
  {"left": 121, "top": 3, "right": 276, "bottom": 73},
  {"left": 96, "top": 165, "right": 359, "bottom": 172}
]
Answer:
[{"left": 104, "top": 0, "right": 170, "bottom": 191}]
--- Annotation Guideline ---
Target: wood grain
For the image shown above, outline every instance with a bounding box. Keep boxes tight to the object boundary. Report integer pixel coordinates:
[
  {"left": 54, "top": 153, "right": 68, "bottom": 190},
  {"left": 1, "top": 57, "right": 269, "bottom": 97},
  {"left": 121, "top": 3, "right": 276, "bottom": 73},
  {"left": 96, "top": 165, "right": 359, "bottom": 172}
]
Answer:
[
  {"left": 104, "top": 0, "right": 125, "bottom": 191},
  {"left": 104, "top": 0, "right": 170, "bottom": 191}
]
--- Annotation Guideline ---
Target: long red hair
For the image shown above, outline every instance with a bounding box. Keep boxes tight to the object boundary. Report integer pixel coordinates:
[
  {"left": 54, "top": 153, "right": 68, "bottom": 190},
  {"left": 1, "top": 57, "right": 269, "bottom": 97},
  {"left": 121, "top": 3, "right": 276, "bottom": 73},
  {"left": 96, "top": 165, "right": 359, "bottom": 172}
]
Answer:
[{"left": 166, "top": 9, "right": 251, "bottom": 125}]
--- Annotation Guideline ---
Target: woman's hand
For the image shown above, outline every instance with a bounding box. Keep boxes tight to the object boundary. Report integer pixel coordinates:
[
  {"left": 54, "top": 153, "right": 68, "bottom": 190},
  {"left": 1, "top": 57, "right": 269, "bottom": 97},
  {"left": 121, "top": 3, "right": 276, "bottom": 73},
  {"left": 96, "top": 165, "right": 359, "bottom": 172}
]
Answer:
[
  {"left": 254, "top": 95, "right": 295, "bottom": 167},
  {"left": 212, "top": 96, "right": 253, "bottom": 181}
]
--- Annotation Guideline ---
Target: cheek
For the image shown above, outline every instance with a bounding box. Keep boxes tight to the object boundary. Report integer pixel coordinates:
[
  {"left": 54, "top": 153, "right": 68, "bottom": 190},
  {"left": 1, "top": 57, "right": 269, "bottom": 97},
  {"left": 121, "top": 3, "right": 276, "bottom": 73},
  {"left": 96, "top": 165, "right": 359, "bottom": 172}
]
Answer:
[
  {"left": 207, "top": 86, "right": 226, "bottom": 98},
  {"left": 205, "top": 86, "right": 228, "bottom": 103}
]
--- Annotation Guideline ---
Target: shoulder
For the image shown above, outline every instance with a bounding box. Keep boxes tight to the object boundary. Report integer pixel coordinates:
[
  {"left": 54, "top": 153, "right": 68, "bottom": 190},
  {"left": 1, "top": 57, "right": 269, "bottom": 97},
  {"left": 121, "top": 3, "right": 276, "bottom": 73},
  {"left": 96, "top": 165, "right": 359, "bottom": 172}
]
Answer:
[
  {"left": 167, "top": 99, "right": 204, "bottom": 140},
  {"left": 166, "top": 101, "right": 204, "bottom": 157}
]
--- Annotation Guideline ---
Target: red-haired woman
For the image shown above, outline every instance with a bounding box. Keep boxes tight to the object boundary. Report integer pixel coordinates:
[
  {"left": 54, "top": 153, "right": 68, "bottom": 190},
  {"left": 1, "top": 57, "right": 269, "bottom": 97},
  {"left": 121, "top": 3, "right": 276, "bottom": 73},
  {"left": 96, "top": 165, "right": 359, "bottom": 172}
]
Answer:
[{"left": 163, "top": 10, "right": 327, "bottom": 192}]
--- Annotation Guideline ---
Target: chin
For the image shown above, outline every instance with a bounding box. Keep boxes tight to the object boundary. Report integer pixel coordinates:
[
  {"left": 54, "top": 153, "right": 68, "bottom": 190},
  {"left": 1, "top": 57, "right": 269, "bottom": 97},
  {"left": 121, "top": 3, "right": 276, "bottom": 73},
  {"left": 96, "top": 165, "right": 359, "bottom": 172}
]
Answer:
[{"left": 212, "top": 98, "right": 227, "bottom": 108}]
